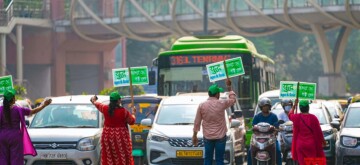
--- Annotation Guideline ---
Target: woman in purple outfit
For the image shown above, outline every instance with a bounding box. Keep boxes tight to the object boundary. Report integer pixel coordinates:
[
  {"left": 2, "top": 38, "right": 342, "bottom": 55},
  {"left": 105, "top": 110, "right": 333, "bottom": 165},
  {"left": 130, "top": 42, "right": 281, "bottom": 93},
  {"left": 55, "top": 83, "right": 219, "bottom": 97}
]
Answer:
[{"left": 0, "top": 89, "right": 52, "bottom": 165}]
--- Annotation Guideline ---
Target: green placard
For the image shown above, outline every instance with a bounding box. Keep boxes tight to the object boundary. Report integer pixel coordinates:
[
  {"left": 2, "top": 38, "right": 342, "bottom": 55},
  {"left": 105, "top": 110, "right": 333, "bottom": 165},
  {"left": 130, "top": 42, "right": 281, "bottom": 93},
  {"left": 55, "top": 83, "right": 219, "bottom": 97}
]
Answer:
[
  {"left": 130, "top": 66, "right": 149, "bottom": 85},
  {"left": 279, "top": 81, "right": 317, "bottom": 100},
  {"left": 225, "top": 57, "right": 245, "bottom": 78},
  {"left": 279, "top": 81, "right": 298, "bottom": 99},
  {"left": 206, "top": 61, "right": 227, "bottom": 82},
  {"left": 112, "top": 68, "right": 130, "bottom": 87},
  {"left": 298, "top": 82, "right": 317, "bottom": 100},
  {"left": 0, "top": 75, "right": 14, "bottom": 95}
]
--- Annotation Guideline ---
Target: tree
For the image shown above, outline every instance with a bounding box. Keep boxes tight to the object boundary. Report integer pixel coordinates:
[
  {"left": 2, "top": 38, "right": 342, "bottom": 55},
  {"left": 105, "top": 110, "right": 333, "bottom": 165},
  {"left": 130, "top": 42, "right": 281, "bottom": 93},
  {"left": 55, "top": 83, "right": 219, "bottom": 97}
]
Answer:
[{"left": 99, "top": 86, "right": 145, "bottom": 96}]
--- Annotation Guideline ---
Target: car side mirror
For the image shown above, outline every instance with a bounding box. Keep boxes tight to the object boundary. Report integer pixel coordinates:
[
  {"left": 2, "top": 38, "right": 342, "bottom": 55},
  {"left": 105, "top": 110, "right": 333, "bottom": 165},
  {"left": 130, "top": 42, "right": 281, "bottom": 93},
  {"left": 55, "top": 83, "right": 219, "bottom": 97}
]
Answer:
[
  {"left": 148, "top": 71, "right": 156, "bottom": 85},
  {"left": 141, "top": 118, "right": 152, "bottom": 126},
  {"left": 230, "top": 120, "right": 241, "bottom": 128},
  {"left": 25, "top": 120, "right": 30, "bottom": 127},
  {"left": 233, "top": 110, "right": 243, "bottom": 118},
  {"left": 330, "top": 121, "right": 340, "bottom": 129}
]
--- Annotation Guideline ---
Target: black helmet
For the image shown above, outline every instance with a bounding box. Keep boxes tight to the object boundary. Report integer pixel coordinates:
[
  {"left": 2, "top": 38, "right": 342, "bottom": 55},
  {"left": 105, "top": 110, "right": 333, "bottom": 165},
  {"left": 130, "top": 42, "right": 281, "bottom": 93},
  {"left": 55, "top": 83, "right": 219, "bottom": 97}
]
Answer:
[
  {"left": 258, "top": 97, "right": 272, "bottom": 108},
  {"left": 281, "top": 99, "right": 293, "bottom": 107}
]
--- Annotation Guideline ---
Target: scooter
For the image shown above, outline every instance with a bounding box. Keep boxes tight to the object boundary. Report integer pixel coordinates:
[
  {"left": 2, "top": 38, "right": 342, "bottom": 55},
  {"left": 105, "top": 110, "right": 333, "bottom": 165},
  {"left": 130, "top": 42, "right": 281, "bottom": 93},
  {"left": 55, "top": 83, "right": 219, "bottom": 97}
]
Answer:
[
  {"left": 279, "top": 121, "right": 296, "bottom": 165},
  {"left": 250, "top": 122, "right": 277, "bottom": 165}
]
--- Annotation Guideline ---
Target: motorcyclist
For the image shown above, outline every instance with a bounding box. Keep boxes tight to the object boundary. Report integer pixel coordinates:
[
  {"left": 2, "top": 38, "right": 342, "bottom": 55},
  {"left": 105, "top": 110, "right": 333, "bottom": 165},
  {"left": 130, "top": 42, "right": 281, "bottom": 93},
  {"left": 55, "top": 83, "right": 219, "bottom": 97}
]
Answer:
[
  {"left": 277, "top": 99, "right": 293, "bottom": 123},
  {"left": 247, "top": 97, "right": 282, "bottom": 165}
]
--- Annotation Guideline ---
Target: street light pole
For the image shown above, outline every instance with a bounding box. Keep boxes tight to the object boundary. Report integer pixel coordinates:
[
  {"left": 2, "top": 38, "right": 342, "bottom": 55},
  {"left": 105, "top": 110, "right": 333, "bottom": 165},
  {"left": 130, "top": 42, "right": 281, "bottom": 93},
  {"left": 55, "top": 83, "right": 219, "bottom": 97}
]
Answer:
[{"left": 203, "top": 0, "right": 208, "bottom": 35}]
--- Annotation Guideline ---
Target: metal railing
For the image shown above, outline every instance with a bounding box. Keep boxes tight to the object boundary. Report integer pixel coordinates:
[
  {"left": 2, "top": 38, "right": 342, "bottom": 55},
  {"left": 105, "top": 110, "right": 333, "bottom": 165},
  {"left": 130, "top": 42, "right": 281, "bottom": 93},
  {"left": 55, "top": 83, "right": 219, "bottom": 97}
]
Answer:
[
  {"left": 0, "top": 0, "right": 49, "bottom": 26},
  {"left": 0, "top": 0, "right": 14, "bottom": 26},
  {"left": 120, "top": 0, "right": 360, "bottom": 17},
  {"left": 61, "top": 0, "right": 360, "bottom": 22}
]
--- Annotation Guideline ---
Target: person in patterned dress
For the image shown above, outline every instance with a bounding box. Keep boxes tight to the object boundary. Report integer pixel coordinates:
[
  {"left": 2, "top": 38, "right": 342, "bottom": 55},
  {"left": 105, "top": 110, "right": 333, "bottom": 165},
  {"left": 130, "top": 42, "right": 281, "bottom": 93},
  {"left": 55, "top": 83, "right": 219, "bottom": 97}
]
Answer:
[{"left": 91, "top": 92, "right": 136, "bottom": 165}]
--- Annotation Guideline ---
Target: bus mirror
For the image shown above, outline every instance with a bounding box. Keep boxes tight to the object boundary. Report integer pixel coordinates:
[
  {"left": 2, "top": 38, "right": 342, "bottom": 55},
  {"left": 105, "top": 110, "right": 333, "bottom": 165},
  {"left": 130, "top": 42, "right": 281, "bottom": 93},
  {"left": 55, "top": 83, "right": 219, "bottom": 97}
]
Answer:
[{"left": 149, "top": 71, "right": 156, "bottom": 85}]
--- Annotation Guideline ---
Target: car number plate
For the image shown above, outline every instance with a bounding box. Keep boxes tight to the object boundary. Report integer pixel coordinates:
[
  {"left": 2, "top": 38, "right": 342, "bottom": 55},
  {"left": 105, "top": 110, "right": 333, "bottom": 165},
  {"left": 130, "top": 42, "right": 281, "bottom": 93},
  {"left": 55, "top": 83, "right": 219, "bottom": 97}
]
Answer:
[
  {"left": 40, "top": 153, "right": 67, "bottom": 159},
  {"left": 176, "top": 150, "right": 203, "bottom": 158}
]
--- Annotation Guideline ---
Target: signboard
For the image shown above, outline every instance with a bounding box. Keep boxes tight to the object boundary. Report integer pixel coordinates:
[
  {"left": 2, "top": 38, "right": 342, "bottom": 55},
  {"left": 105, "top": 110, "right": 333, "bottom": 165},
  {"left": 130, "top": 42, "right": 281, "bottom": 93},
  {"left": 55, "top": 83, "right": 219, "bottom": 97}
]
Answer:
[
  {"left": 112, "top": 68, "right": 130, "bottom": 87},
  {"left": 130, "top": 66, "right": 149, "bottom": 85},
  {"left": 170, "top": 55, "right": 234, "bottom": 66},
  {"left": 0, "top": 75, "right": 14, "bottom": 95},
  {"left": 225, "top": 57, "right": 245, "bottom": 78},
  {"left": 279, "top": 81, "right": 317, "bottom": 100},
  {"left": 206, "top": 61, "right": 227, "bottom": 82},
  {"left": 279, "top": 81, "right": 298, "bottom": 99},
  {"left": 113, "top": 67, "right": 149, "bottom": 87},
  {"left": 206, "top": 57, "right": 246, "bottom": 82},
  {"left": 298, "top": 82, "right": 317, "bottom": 100}
]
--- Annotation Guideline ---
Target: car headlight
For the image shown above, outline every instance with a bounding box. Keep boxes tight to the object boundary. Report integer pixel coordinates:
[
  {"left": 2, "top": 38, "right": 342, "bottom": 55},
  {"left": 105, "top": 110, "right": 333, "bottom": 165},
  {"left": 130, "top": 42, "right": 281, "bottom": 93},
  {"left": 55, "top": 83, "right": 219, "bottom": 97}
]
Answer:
[
  {"left": 342, "top": 136, "right": 358, "bottom": 147},
  {"left": 322, "top": 130, "right": 333, "bottom": 137},
  {"left": 149, "top": 133, "right": 169, "bottom": 142},
  {"left": 324, "top": 140, "right": 330, "bottom": 148},
  {"left": 77, "top": 137, "right": 96, "bottom": 151}
]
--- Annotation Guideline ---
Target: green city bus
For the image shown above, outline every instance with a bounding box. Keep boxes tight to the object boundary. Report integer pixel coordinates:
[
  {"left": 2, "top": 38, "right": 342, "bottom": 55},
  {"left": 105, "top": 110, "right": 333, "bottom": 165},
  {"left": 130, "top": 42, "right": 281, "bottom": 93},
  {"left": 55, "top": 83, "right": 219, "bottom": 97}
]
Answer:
[
  {"left": 153, "top": 35, "right": 275, "bottom": 114},
  {"left": 152, "top": 35, "right": 275, "bottom": 147}
]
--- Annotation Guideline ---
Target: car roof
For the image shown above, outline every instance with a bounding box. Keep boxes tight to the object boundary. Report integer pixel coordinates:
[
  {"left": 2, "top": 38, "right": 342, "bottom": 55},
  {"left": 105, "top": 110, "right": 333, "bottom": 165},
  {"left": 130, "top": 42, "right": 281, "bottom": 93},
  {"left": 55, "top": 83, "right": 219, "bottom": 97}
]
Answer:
[
  {"left": 162, "top": 95, "right": 208, "bottom": 105},
  {"left": 49, "top": 95, "right": 108, "bottom": 104},
  {"left": 309, "top": 102, "right": 323, "bottom": 109},
  {"left": 258, "top": 89, "right": 279, "bottom": 99},
  {"left": 121, "top": 96, "right": 162, "bottom": 103},
  {"left": 177, "top": 92, "right": 231, "bottom": 97},
  {"left": 348, "top": 102, "right": 360, "bottom": 108}
]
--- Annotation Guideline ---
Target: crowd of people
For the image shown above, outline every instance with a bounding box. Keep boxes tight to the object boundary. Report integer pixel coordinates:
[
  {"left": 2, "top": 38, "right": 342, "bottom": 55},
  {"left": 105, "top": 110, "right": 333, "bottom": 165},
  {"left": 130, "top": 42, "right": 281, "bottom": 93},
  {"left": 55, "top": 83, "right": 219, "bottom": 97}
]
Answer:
[{"left": 1, "top": 83, "right": 348, "bottom": 165}]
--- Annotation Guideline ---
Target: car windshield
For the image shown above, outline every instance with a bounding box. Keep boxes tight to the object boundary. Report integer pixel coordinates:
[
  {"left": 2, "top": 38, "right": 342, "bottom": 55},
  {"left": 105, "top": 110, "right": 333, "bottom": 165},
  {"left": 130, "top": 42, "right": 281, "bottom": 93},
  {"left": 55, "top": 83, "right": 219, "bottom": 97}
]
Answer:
[
  {"left": 271, "top": 107, "right": 284, "bottom": 116},
  {"left": 268, "top": 97, "right": 281, "bottom": 106},
  {"left": 156, "top": 105, "right": 198, "bottom": 125},
  {"left": 309, "top": 108, "right": 327, "bottom": 125},
  {"left": 344, "top": 107, "right": 360, "bottom": 128},
  {"left": 122, "top": 102, "right": 159, "bottom": 123},
  {"left": 30, "top": 104, "right": 99, "bottom": 128},
  {"left": 324, "top": 103, "right": 336, "bottom": 117}
]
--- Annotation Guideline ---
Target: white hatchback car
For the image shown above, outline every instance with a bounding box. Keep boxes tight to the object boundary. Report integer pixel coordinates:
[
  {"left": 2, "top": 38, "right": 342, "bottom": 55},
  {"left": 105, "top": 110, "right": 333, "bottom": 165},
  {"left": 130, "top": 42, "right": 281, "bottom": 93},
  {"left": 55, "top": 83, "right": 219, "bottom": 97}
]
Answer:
[
  {"left": 141, "top": 94, "right": 241, "bottom": 165},
  {"left": 24, "top": 95, "right": 108, "bottom": 165}
]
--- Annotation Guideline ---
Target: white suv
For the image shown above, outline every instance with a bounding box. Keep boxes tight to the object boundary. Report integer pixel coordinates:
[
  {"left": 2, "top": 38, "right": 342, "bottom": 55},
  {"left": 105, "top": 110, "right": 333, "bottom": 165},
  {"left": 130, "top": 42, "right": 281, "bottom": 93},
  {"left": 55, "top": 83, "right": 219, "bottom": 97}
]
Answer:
[{"left": 141, "top": 94, "right": 241, "bottom": 165}]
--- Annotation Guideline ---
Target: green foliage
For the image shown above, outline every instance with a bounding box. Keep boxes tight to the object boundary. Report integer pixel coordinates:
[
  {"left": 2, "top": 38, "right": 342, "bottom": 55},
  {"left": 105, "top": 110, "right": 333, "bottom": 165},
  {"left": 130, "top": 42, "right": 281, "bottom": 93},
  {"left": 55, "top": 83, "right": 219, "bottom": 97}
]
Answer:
[
  {"left": 13, "top": 85, "right": 27, "bottom": 100},
  {"left": 343, "top": 30, "right": 360, "bottom": 93},
  {"left": 99, "top": 86, "right": 145, "bottom": 96},
  {"left": 126, "top": 39, "right": 165, "bottom": 67}
]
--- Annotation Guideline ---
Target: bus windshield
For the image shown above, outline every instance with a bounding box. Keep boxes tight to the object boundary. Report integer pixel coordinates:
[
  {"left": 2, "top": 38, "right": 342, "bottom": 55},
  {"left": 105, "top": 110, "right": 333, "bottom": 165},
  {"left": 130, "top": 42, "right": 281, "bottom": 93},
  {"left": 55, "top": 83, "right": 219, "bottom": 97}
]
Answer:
[
  {"left": 155, "top": 35, "right": 275, "bottom": 116},
  {"left": 158, "top": 66, "right": 239, "bottom": 96},
  {"left": 157, "top": 53, "right": 256, "bottom": 110}
]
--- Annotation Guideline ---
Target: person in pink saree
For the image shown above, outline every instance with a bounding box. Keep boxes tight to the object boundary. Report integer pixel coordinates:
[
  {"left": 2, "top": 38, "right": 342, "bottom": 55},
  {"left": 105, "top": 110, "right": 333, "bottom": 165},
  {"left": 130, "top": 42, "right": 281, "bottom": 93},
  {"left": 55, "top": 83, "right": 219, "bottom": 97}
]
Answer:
[
  {"left": 288, "top": 99, "right": 326, "bottom": 165},
  {"left": 0, "top": 89, "right": 52, "bottom": 165}
]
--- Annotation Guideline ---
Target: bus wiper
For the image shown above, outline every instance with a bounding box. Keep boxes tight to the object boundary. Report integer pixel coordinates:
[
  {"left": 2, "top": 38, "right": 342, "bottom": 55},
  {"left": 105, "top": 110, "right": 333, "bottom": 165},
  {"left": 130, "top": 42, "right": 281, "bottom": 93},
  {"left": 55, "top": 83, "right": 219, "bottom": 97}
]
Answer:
[
  {"left": 173, "top": 123, "right": 193, "bottom": 125},
  {"left": 74, "top": 125, "right": 96, "bottom": 128}
]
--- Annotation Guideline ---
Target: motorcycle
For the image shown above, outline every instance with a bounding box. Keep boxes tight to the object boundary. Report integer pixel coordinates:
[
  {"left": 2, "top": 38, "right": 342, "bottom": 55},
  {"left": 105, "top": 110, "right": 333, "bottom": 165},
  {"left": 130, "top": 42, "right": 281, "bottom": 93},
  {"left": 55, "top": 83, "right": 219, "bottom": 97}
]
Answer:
[
  {"left": 250, "top": 122, "right": 277, "bottom": 165},
  {"left": 279, "top": 120, "right": 296, "bottom": 165}
]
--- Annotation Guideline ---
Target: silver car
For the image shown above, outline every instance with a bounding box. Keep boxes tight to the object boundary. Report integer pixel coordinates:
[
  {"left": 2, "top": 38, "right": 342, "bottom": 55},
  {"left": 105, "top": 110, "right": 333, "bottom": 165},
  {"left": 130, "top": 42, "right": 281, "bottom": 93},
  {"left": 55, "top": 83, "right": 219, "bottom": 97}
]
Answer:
[
  {"left": 24, "top": 95, "right": 108, "bottom": 165},
  {"left": 335, "top": 102, "right": 360, "bottom": 165},
  {"left": 142, "top": 94, "right": 241, "bottom": 165}
]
